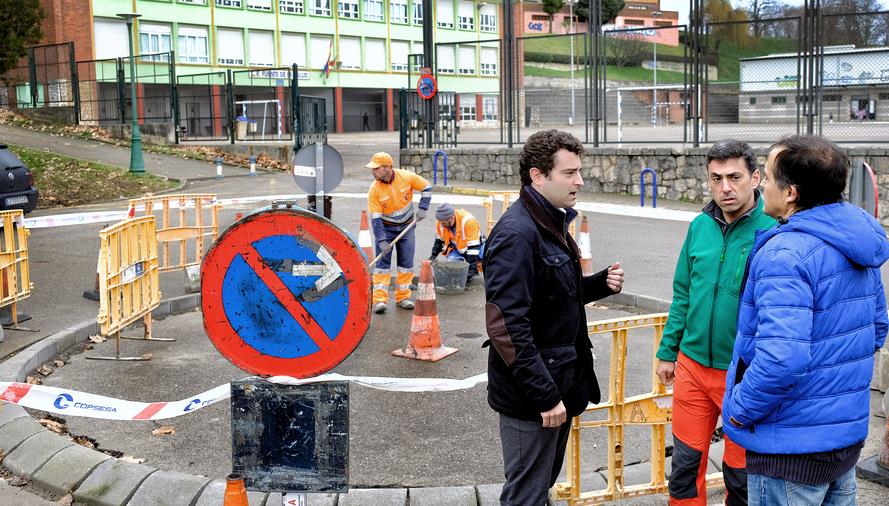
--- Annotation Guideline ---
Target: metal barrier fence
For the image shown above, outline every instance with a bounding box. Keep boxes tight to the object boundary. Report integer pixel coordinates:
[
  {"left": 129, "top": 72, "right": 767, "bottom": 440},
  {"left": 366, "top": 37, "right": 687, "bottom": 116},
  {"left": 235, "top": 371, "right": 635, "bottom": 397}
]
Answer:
[
  {"left": 91, "top": 215, "right": 164, "bottom": 361},
  {"left": 0, "top": 211, "right": 32, "bottom": 327},
  {"left": 76, "top": 57, "right": 123, "bottom": 126},
  {"left": 127, "top": 194, "right": 221, "bottom": 273},
  {"left": 231, "top": 68, "right": 294, "bottom": 142},
  {"left": 176, "top": 71, "right": 230, "bottom": 141},
  {"left": 121, "top": 52, "right": 175, "bottom": 125},
  {"left": 399, "top": 7, "right": 889, "bottom": 147},
  {"left": 0, "top": 42, "right": 76, "bottom": 111},
  {"left": 553, "top": 314, "right": 724, "bottom": 505}
]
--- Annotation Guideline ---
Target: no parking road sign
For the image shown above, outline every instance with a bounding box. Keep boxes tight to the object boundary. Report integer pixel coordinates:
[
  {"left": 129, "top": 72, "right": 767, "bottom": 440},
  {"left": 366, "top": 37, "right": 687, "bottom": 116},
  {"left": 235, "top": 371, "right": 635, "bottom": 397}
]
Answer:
[{"left": 201, "top": 208, "right": 371, "bottom": 378}]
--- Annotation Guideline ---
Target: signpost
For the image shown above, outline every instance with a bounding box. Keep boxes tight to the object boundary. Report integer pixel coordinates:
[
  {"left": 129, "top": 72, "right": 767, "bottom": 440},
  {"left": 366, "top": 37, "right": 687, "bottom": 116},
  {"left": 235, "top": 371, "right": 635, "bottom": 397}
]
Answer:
[{"left": 293, "top": 142, "right": 343, "bottom": 219}]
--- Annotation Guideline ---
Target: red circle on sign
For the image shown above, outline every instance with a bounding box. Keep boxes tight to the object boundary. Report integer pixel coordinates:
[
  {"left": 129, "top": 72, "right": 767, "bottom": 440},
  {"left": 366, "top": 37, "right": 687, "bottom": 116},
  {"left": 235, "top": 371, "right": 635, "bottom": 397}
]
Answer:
[
  {"left": 201, "top": 208, "right": 371, "bottom": 378},
  {"left": 417, "top": 73, "right": 437, "bottom": 100}
]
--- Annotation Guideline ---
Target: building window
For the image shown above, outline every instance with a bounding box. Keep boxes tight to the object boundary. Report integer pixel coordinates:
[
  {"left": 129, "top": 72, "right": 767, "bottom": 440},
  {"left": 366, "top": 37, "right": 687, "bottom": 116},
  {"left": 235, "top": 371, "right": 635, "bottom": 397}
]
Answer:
[
  {"left": 439, "top": 103, "right": 455, "bottom": 119},
  {"left": 390, "top": 40, "right": 408, "bottom": 71},
  {"left": 627, "top": 4, "right": 647, "bottom": 10},
  {"left": 412, "top": 1, "right": 423, "bottom": 24},
  {"left": 654, "top": 21, "right": 672, "bottom": 27},
  {"left": 310, "top": 0, "right": 331, "bottom": 16},
  {"left": 364, "top": 0, "right": 384, "bottom": 21},
  {"left": 365, "top": 38, "right": 386, "bottom": 71},
  {"left": 216, "top": 0, "right": 241, "bottom": 7},
  {"left": 748, "top": 97, "right": 756, "bottom": 105},
  {"left": 281, "top": 33, "right": 307, "bottom": 67},
  {"left": 480, "top": 4, "right": 496, "bottom": 32},
  {"left": 459, "top": 96, "right": 476, "bottom": 121},
  {"left": 437, "top": 1, "right": 454, "bottom": 29},
  {"left": 457, "top": 1, "right": 474, "bottom": 30},
  {"left": 823, "top": 94, "right": 841, "bottom": 102},
  {"left": 340, "top": 37, "right": 361, "bottom": 69},
  {"left": 139, "top": 23, "right": 172, "bottom": 61},
  {"left": 771, "top": 96, "right": 787, "bottom": 104},
  {"left": 531, "top": 15, "right": 548, "bottom": 21},
  {"left": 249, "top": 30, "right": 275, "bottom": 66},
  {"left": 177, "top": 26, "right": 209, "bottom": 64},
  {"left": 458, "top": 46, "right": 475, "bottom": 75},
  {"left": 339, "top": 0, "right": 359, "bottom": 18},
  {"left": 437, "top": 45, "right": 455, "bottom": 74},
  {"left": 310, "top": 36, "right": 333, "bottom": 69},
  {"left": 390, "top": 0, "right": 408, "bottom": 23},
  {"left": 480, "top": 47, "right": 497, "bottom": 75},
  {"left": 623, "top": 19, "right": 644, "bottom": 26},
  {"left": 248, "top": 0, "right": 272, "bottom": 10},
  {"left": 217, "top": 28, "right": 245, "bottom": 66},
  {"left": 482, "top": 96, "right": 498, "bottom": 120},
  {"left": 280, "top": 0, "right": 303, "bottom": 13}
]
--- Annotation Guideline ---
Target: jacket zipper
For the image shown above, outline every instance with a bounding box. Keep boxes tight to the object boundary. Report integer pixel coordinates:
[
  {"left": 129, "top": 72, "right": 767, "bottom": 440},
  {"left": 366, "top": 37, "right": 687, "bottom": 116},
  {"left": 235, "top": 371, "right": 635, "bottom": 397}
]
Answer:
[{"left": 708, "top": 216, "right": 745, "bottom": 368}]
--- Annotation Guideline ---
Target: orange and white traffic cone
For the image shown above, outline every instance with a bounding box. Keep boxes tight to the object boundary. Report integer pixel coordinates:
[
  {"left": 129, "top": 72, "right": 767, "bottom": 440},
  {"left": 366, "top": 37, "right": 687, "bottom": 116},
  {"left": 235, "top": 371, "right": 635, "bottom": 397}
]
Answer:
[
  {"left": 127, "top": 205, "right": 136, "bottom": 218},
  {"left": 578, "top": 214, "right": 594, "bottom": 277},
  {"left": 358, "top": 210, "right": 374, "bottom": 261},
  {"left": 223, "top": 473, "right": 248, "bottom": 506},
  {"left": 392, "top": 260, "right": 458, "bottom": 362}
]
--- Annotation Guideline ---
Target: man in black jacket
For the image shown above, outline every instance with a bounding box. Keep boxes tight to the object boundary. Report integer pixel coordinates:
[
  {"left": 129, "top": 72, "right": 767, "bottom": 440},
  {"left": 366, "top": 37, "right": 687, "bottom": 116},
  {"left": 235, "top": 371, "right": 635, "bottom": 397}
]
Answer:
[{"left": 484, "top": 129, "right": 624, "bottom": 505}]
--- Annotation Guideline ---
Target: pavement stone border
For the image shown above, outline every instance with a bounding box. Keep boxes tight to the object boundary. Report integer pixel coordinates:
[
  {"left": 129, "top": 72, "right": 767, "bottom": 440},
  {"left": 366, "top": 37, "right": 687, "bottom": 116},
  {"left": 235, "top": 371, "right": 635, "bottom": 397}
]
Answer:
[{"left": 0, "top": 292, "right": 715, "bottom": 505}]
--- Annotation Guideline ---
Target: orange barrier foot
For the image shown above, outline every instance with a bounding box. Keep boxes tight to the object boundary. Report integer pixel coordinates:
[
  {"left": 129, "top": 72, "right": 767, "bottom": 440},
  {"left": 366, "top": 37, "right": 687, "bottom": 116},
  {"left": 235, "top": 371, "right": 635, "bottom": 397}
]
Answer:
[{"left": 392, "top": 260, "right": 457, "bottom": 362}]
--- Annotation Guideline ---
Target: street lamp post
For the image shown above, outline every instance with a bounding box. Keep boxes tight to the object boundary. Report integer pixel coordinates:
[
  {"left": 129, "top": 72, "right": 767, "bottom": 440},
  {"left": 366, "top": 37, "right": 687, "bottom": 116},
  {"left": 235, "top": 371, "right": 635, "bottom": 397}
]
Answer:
[
  {"left": 567, "top": 0, "right": 576, "bottom": 126},
  {"left": 651, "top": 11, "right": 662, "bottom": 127},
  {"left": 118, "top": 12, "right": 145, "bottom": 174}
]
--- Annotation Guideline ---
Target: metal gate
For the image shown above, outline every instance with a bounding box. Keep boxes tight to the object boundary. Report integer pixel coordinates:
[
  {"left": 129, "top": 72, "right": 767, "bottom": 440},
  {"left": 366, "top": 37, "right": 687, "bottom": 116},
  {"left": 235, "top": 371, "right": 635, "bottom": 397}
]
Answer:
[
  {"left": 295, "top": 95, "right": 327, "bottom": 151},
  {"left": 230, "top": 68, "right": 294, "bottom": 142},
  {"left": 399, "top": 89, "right": 457, "bottom": 149},
  {"left": 176, "top": 71, "right": 230, "bottom": 141}
]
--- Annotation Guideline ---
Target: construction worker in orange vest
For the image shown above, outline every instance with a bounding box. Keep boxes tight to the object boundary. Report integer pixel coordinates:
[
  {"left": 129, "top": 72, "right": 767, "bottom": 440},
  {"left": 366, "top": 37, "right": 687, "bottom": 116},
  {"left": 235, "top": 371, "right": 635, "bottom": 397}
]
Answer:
[
  {"left": 429, "top": 203, "right": 484, "bottom": 283},
  {"left": 366, "top": 152, "right": 432, "bottom": 314}
]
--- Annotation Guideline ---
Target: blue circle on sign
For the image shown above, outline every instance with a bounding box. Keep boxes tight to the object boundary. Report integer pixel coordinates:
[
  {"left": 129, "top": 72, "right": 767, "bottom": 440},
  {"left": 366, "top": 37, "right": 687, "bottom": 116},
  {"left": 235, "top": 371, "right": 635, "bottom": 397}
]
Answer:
[{"left": 221, "top": 234, "right": 349, "bottom": 359}]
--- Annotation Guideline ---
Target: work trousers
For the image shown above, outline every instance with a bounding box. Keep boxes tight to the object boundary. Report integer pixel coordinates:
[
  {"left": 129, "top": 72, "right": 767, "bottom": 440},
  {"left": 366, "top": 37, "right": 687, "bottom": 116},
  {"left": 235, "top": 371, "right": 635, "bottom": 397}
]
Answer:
[
  {"left": 499, "top": 413, "right": 571, "bottom": 506},
  {"left": 372, "top": 223, "right": 415, "bottom": 304},
  {"left": 669, "top": 352, "right": 747, "bottom": 505}
]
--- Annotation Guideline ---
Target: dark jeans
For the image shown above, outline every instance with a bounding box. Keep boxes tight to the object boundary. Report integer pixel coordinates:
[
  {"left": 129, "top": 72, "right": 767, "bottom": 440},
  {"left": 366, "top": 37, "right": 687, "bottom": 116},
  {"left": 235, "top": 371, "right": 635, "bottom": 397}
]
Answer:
[{"left": 499, "top": 413, "right": 571, "bottom": 506}]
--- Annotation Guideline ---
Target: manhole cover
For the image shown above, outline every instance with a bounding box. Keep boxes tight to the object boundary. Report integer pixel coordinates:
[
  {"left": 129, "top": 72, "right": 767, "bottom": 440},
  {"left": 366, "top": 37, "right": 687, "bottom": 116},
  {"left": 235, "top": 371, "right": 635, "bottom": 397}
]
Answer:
[{"left": 456, "top": 332, "right": 483, "bottom": 339}]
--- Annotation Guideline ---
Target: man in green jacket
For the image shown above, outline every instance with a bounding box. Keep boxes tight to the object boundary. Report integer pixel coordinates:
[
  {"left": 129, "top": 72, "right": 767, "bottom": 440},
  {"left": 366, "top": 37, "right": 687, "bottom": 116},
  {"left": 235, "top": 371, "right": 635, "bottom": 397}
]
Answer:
[{"left": 656, "top": 140, "right": 775, "bottom": 506}]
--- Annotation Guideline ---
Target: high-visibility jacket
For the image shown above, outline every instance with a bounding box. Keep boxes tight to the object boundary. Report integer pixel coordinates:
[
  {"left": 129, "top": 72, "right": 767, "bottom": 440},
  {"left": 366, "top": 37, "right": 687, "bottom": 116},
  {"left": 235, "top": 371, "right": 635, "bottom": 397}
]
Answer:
[
  {"left": 436, "top": 209, "right": 482, "bottom": 256},
  {"left": 368, "top": 169, "right": 431, "bottom": 239}
]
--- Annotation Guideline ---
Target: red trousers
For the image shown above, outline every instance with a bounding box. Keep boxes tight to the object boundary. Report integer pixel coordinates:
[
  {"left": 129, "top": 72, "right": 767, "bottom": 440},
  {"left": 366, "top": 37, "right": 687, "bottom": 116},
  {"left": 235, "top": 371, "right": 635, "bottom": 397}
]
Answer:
[{"left": 669, "top": 352, "right": 747, "bottom": 505}]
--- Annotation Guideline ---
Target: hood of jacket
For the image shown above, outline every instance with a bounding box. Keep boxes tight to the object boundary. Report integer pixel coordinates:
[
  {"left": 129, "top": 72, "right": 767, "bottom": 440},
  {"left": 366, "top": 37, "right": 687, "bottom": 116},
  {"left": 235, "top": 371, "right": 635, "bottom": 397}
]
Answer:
[{"left": 757, "top": 202, "right": 889, "bottom": 268}]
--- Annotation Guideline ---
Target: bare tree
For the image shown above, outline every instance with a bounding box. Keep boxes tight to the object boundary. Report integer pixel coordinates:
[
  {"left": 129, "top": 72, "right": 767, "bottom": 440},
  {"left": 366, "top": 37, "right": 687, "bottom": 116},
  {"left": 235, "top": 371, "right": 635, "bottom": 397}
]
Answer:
[{"left": 747, "top": 0, "right": 779, "bottom": 37}]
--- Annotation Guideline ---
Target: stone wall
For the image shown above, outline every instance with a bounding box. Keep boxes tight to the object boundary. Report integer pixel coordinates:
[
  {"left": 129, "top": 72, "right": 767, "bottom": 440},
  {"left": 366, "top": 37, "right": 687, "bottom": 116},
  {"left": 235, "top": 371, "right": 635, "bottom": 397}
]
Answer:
[
  {"left": 107, "top": 123, "right": 176, "bottom": 145},
  {"left": 400, "top": 146, "right": 889, "bottom": 226}
]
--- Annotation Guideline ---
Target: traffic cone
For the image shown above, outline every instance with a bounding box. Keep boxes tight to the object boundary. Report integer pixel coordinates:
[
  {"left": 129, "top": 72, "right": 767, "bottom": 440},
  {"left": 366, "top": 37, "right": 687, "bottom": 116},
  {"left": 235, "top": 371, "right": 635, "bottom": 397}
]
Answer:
[
  {"left": 392, "top": 260, "right": 458, "bottom": 362},
  {"left": 127, "top": 205, "right": 136, "bottom": 218},
  {"left": 223, "top": 473, "right": 249, "bottom": 506},
  {"left": 578, "top": 214, "right": 594, "bottom": 277},
  {"left": 358, "top": 210, "right": 374, "bottom": 261}
]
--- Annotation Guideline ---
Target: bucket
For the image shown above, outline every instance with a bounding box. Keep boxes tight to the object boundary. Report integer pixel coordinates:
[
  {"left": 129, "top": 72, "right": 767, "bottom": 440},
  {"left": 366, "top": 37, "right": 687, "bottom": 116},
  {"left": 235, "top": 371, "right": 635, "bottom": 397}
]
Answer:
[{"left": 432, "top": 260, "right": 469, "bottom": 294}]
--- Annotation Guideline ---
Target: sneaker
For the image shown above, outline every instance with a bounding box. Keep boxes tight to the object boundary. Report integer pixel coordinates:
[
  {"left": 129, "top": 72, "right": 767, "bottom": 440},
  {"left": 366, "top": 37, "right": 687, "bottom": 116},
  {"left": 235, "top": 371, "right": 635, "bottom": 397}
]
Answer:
[
  {"left": 373, "top": 302, "right": 387, "bottom": 314},
  {"left": 397, "top": 299, "right": 415, "bottom": 310}
]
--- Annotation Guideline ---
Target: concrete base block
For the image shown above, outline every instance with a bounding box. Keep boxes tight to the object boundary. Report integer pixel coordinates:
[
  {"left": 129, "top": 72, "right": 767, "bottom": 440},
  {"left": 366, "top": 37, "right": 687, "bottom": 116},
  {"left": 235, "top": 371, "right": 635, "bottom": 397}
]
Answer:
[
  {"left": 73, "top": 458, "right": 157, "bottom": 506},
  {"left": 857, "top": 455, "right": 889, "bottom": 487},
  {"left": 31, "top": 444, "right": 110, "bottom": 496},
  {"left": 475, "top": 483, "right": 503, "bottom": 506},
  {"left": 193, "top": 479, "right": 268, "bottom": 506},
  {"left": 409, "top": 486, "right": 477, "bottom": 506},
  {"left": 128, "top": 469, "right": 211, "bottom": 505},
  {"left": 0, "top": 417, "right": 44, "bottom": 455},
  {"left": 3, "top": 430, "right": 74, "bottom": 476},
  {"left": 339, "top": 488, "right": 407, "bottom": 506}
]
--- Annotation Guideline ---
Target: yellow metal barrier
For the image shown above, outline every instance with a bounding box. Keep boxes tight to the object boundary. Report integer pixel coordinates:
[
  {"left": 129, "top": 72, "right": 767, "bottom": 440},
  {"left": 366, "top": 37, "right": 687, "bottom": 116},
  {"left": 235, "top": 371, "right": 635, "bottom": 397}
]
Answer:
[
  {"left": 553, "top": 313, "right": 724, "bottom": 505},
  {"left": 482, "top": 191, "right": 576, "bottom": 238},
  {"left": 90, "top": 216, "right": 167, "bottom": 361},
  {"left": 0, "top": 210, "right": 32, "bottom": 328},
  {"left": 127, "top": 193, "right": 221, "bottom": 273}
]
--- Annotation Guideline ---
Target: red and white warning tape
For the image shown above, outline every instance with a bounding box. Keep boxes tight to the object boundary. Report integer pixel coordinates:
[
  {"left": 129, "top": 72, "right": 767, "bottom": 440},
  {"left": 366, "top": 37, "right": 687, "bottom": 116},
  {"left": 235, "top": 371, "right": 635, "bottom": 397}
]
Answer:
[{"left": 0, "top": 373, "right": 488, "bottom": 421}]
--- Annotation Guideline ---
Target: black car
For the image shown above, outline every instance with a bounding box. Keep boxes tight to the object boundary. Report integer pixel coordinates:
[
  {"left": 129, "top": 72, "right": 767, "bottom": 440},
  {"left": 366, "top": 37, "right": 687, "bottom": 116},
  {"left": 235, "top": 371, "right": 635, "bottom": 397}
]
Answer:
[{"left": 0, "top": 144, "right": 38, "bottom": 213}]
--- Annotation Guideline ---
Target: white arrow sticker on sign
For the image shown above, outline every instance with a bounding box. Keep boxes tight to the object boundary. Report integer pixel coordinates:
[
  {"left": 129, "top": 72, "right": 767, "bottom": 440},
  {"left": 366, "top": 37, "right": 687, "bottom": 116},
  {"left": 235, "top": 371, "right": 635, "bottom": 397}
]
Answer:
[{"left": 291, "top": 246, "right": 342, "bottom": 291}]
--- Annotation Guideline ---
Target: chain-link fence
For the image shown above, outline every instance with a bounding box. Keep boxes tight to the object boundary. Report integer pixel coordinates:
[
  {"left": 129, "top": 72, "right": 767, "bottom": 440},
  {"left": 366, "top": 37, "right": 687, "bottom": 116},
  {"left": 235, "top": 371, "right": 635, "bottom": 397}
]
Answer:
[
  {"left": 176, "top": 71, "right": 230, "bottom": 141},
  {"left": 231, "top": 68, "right": 294, "bottom": 142},
  {"left": 121, "top": 52, "right": 175, "bottom": 125},
  {"left": 434, "top": 39, "right": 503, "bottom": 144},
  {"left": 75, "top": 57, "right": 122, "bottom": 126}
]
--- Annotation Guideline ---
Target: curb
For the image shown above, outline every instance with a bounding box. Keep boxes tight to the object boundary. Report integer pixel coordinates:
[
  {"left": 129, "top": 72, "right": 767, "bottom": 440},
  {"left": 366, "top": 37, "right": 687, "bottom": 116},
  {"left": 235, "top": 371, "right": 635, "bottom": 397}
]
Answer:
[{"left": 0, "top": 292, "right": 715, "bottom": 505}]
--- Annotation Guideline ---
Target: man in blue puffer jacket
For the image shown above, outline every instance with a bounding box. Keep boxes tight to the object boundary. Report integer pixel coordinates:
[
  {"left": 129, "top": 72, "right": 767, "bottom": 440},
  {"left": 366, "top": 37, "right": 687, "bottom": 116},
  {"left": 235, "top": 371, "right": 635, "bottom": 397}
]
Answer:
[{"left": 723, "top": 135, "right": 889, "bottom": 505}]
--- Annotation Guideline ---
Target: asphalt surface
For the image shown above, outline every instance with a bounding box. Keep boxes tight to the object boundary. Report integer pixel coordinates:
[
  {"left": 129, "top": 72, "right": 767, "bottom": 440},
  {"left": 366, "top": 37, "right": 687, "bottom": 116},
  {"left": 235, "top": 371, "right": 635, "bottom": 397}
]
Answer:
[{"left": 1, "top": 125, "right": 887, "bottom": 503}]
